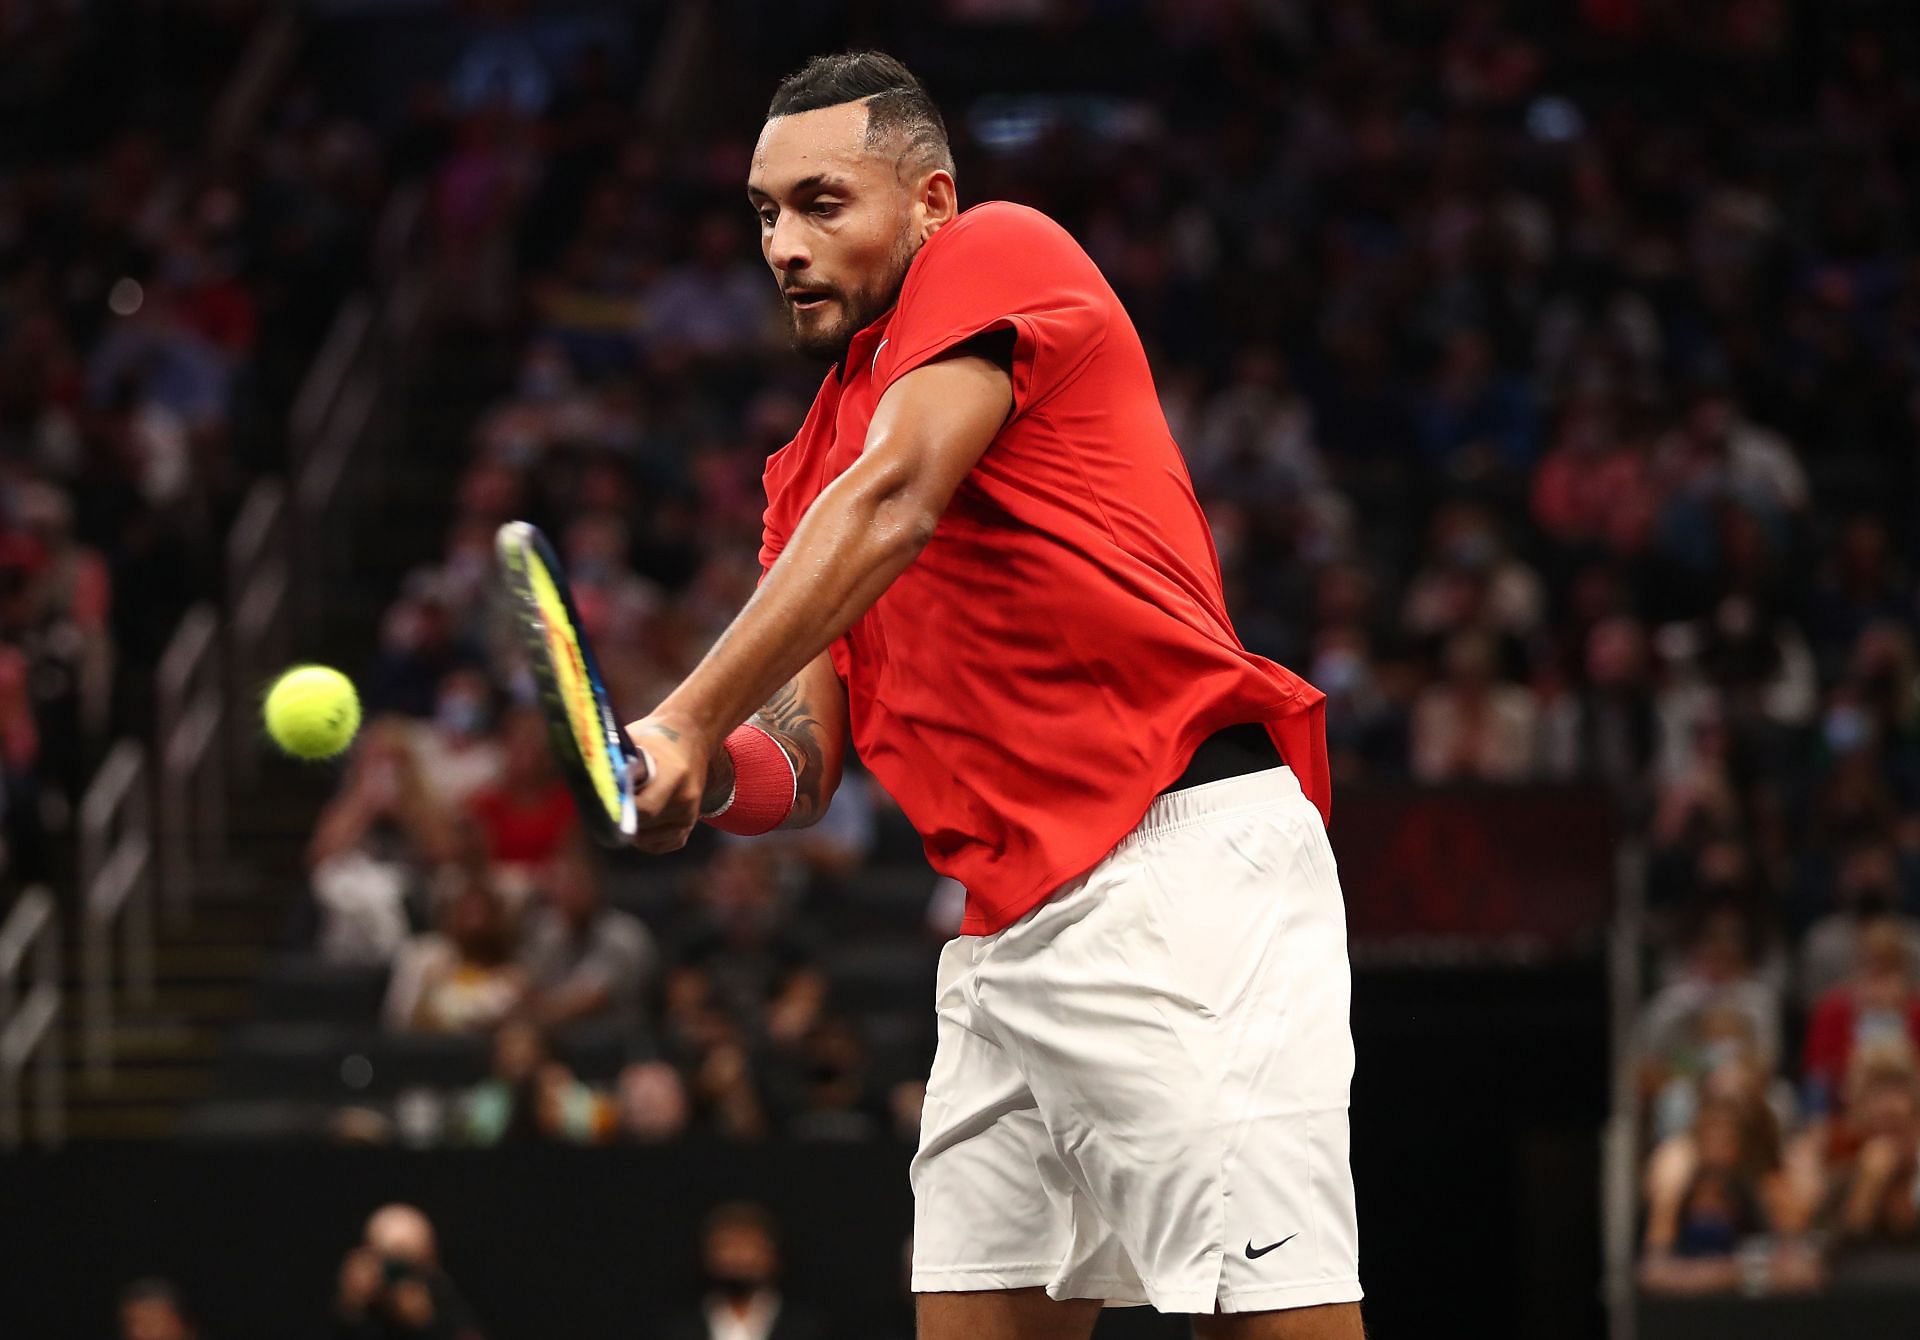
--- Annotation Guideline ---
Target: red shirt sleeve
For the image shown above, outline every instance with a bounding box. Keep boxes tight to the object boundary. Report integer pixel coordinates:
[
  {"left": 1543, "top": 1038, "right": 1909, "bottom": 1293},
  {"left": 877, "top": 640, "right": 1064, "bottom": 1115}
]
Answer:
[
  {"left": 1803, "top": 989, "right": 1854, "bottom": 1091},
  {"left": 874, "top": 202, "right": 1110, "bottom": 416}
]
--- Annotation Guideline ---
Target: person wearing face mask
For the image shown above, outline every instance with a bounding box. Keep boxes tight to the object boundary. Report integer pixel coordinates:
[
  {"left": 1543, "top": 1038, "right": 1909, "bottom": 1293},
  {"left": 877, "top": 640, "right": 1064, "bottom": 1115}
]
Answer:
[
  {"left": 410, "top": 667, "right": 504, "bottom": 809},
  {"left": 663, "top": 1202, "right": 828, "bottom": 1340},
  {"left": 1803, "top": 918, "right": 1920, "bottom": 1118}
]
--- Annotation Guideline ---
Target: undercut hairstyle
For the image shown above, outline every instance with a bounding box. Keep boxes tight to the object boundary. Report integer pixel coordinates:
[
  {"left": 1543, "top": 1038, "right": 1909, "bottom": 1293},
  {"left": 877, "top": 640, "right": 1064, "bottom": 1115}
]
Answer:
[{"left": 767, "top": 50, "right": 955, "bottom": 181}]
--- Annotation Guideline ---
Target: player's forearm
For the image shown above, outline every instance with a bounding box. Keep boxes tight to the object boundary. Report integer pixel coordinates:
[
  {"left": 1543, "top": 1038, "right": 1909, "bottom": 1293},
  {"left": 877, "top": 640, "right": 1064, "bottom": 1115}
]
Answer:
[{"left": 658, "top": 464, "right": 933, "bottom": 751}]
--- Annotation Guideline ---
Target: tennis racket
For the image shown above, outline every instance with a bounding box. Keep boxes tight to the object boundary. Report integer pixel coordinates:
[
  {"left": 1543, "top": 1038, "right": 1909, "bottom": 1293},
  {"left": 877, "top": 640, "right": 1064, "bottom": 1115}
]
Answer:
[{"left": 494, "top": 520, "right": 649, "bottom": 848}]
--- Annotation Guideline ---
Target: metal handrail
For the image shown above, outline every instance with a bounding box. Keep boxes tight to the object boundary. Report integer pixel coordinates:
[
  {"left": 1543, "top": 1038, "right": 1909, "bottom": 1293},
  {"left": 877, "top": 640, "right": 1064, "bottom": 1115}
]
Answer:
[
  {"left": 228, "top": 480, "right": 290, "bottom": 782},
  {"left": 157, "top": 604, "right": 226, "bottom": 923},
  {"left": 290, "top": 294, "right": 374, "bottom": 456},
  {"left": 297, "top": 374, "right": 378, "bottom": 527},
  {"left": 1602, "top": 840, "right": 1647, "bottom": 1340},
  {"left": 0, "top": 887, "right": 62, "bottom": 1148},
  {"left": 80, "top": 742, "right": 154, "bottom": 1081}
]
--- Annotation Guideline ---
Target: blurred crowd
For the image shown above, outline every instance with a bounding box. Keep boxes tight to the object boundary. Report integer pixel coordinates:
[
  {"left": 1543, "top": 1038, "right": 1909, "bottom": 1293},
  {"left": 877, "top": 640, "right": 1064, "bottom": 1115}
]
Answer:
[
  {"left": 251, "top": 0, "right": 1920, "bottom": 1299},
  {"left": 0, "top": 9, "right": 387, "bottom": 897},
  {"left": 118, "top": 1197, "right": 896, "bottom": 1340}
]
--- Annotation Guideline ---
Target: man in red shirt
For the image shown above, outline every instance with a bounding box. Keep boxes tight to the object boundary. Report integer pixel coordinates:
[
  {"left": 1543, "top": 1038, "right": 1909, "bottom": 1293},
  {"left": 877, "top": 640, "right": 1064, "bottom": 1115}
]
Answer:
[{"left": 626, "top": 52, "right": 1362, "bottom": 1339}]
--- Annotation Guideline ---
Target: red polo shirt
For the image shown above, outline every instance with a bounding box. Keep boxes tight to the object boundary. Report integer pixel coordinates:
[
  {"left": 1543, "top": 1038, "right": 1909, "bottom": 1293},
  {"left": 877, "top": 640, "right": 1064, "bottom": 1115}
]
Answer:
[{"left": 761, "top": 202, "right": 1328, "bottom": 934}]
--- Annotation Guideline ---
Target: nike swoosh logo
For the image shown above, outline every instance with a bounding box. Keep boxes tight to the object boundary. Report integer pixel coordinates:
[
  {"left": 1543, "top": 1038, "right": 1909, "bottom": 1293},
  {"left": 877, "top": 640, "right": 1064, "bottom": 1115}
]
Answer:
[
  {"left": 872, "top": 337, "right": 889, "bottom": 372},
  {"left": 1245, "top": 1235, "right": 1296, "bottom": 1259}
]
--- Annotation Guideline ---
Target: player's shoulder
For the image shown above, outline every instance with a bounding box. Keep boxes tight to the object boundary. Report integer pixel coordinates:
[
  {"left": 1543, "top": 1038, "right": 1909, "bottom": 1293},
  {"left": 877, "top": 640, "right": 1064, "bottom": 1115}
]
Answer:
[{"left": 933, "top": 200, "right": 1083, "bottom": 254}]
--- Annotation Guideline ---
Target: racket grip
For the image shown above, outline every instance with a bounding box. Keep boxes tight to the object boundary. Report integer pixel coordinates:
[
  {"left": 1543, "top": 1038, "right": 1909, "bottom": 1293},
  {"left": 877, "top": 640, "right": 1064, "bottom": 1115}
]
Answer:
[{"left": 626, "top": 743, "right": 654, "bottom": 793}]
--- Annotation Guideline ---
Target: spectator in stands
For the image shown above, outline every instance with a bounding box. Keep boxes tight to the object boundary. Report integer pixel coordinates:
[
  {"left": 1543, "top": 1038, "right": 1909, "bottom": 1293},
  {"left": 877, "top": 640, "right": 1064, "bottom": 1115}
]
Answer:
[
  {"left": 1799, "top": 842, "right": 1920, "bottom": 1004},
  {"left": 12, "top": 478, "right": 112, "bottom": 769},
  {"left": 0, "top": 640, "right": 45, "bottom": 881},
  {"left": 119, "top": 1277, "right": 197, "bottom": 1340},
  {"left": 1808, "top": 519, "right": 1914, "bottom": 674},
  {"left": 1804, "top": 919, "right": 1920, "bottom": 1118},
  {"left": 310, "top": 718, "right": 457, "bottom": 965},
  {"left": 1539, "top": 614, "right": 1660, "bottom": 790},
  {"left": 452, "top": 1018, "right": 613, "bottom": 1146},
  {"left": 409, "top": 667, "right": 503, "bottom": 809},
  {"left": 765, "top": 1014, "right": 882, "bottom": 1142},
  {"left": 616, "top": 1059, "right": 691, "bottom": 1142},
  {"left": 1529, "top": 386, "right": 1657, "bottom": 559},
  {"left": 682, "top": 1015, "right": 773, "bottom": 1142},
  {"left": 1413, "top": 328, "right": 1541, "bottom": 476},
  {"left": 663, "top": 1201, "right": 827, "bottom": 1340},
  {"left": 1647, "top": 1007, "right": 1796, "bottom": 1146},
  {"left": 1639, "top": 906, "right": 1783, "bottom": 1107},
  {"left": 1410, "top": 629, "right": 1540, "bottom": 783},
  {"left": 383, "top": 861, "right": 525, "bottom": 1034},
  {"left": 1639, "top": 1092, "right": 1818, "bottom": 1294},
  {"left": 1652, "top": 383, "right": 1808, "bottom": 560},
  {"left": 466, "top": 706, "right": 579, "bottom": 892},
  {"left": 1401, "top": 502, "right": 1546, "bottom": 648},
  {"left": 334, "top": 1203, "right": 485, "bottom": 1340},
  {"left": 641, "top": 209, "right": 780, "bottom": 361},
  {"left": 517, "top": 833, "right": 656, "bottom": 1038},
  {"left": 1826, "top": 1047, "right": 1920, "bottom": 1248},
  {"left": 368, "top": 577, "right": 471, "bottom": 719},
  {"left": 667, "top": 847, "right": 824, "bottom": 1049}
]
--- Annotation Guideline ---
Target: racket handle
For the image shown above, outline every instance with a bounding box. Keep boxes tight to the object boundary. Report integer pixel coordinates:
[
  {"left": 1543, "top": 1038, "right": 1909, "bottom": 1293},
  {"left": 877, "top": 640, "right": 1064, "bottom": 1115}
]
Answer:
[{"left": 625, "top": 742, "right": 653, "bottom": 794}]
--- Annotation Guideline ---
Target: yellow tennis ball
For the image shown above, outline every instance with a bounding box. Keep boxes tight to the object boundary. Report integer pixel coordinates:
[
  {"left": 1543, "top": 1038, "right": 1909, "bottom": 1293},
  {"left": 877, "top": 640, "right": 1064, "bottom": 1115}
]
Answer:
[{"left": 263, "top": 665, "right": 361, "bottom": 760}]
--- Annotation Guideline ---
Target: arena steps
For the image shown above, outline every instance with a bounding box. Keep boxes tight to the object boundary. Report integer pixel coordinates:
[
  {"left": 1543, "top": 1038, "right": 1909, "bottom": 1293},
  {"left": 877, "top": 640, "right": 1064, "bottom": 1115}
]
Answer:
[{"left": 53, "top": 883, "right": 284, "bottom": 1141}]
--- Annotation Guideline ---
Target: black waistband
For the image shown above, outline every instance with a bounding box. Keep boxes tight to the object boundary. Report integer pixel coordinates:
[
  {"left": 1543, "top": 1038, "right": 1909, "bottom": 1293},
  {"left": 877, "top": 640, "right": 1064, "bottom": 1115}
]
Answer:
[{"left": 1159, "top": 722, "right": 1283, "bottom": 797}]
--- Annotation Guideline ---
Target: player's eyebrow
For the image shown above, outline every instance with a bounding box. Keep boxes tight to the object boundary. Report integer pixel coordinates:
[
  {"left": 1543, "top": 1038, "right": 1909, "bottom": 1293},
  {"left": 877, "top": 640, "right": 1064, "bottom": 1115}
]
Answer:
[{"left": 747, "top": 172, "right": 856, "bottom": 203}]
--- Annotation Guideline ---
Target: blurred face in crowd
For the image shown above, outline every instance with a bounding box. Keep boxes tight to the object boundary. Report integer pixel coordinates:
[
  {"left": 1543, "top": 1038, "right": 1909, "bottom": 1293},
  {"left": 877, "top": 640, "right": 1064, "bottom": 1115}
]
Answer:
[
  {"left": 1693, "top": 909, "right": 1752, "bottom": 980},
  {"left": 1856, "top": 919, "right": 1914, "bottom": 1009},
  {"left": 120, "top": 1295, "right": 193, "bottom": 1340},
  {"left": 1586, "top": 616, "right": 1648, "bottom": 690},
  {"left": 618, "top": 1060, "right": 689, "bottom": 1140},
  {"left": 434, "top": 667, "right": 492, "bottom": 743},
  {"left": 494, "top": 1019, "right": 549, "bottom": 1084},
  {"left": 1839, "top": 844, "right": 1900, "bottom": 914},
  {"left": 501, "top": 708, "right": 555, "bottom": 787},
  {"left": 541, "top": 842, "right": 601, "bottom": 929},
  {"left": 445, "top": 880, "right": 511, "bottom": 964},
  {"left": 365, "top": 1203, "right": 438, "bottom": 1267},
  {"left": 704, "top": 1217, "right": 779, "bottom": 1297},
  {"left": 703, "top": 846, "right": 778, "bottom": 938},
  {"left": 749, "top": 99, "right": 956, "bottom": 362}
]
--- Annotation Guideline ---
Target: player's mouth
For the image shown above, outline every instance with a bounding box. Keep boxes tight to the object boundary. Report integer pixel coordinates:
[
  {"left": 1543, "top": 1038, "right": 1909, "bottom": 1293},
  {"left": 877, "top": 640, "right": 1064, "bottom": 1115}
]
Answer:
[{"left": 785, "top": 288, "right": 834, "bottom": 313}]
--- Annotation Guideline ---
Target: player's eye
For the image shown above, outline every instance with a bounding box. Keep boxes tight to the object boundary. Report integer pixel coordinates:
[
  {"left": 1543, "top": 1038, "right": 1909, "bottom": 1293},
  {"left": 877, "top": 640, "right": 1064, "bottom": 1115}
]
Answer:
[
  {"left": 810, "top": 201, "right": 840, "bottom": 218},
  {"left": 756, "top": 208, "right": 777, "bottom": 227}
]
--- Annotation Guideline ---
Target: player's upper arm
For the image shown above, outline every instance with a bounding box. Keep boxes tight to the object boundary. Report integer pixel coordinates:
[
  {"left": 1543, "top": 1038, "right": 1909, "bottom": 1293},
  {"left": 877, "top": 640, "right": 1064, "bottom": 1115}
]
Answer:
[
  {"left": 753, "top": 650, "right": 849, "bottom": 829},
  {"left": 857, "top": 343, "right": 1014, "bottom": 539}
]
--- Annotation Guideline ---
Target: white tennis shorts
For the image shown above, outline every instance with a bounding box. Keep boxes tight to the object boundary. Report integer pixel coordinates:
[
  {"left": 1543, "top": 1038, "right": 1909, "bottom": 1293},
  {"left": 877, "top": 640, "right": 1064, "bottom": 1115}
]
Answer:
[{"left": 910, "top": 765, "right": 1362, "bottom": 1315}]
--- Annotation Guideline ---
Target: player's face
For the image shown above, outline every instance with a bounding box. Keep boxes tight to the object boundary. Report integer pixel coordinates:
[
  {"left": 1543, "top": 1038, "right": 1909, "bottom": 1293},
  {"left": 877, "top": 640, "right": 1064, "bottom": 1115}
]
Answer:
[{"left": 749, "top": 101, "right": 933, "bottom": 363}]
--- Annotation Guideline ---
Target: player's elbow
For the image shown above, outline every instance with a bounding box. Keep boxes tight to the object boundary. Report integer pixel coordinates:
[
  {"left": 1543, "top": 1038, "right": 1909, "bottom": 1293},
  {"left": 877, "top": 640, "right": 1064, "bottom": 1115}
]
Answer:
[{"left": 868, "top": 483, "right": 941, "bottom": 564}]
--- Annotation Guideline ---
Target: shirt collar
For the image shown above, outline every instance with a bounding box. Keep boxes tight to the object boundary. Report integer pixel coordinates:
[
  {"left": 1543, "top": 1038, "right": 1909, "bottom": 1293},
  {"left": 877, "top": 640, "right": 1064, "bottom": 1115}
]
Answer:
[{"left": 835, "top": 305, "right": 896, "bottom": 384}]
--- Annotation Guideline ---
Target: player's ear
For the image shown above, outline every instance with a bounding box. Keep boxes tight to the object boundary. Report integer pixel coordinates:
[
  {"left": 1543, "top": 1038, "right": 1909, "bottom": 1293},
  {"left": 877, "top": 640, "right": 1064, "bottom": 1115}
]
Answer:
[{"left": 913, "top": 168, "right": 958, "bottom": 243}]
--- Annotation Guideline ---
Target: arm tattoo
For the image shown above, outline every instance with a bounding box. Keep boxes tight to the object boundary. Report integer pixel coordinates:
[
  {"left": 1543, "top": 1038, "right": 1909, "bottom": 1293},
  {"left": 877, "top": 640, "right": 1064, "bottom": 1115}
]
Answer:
[{"left": 753, "top": 676, "right": 831, "bottom": 825}]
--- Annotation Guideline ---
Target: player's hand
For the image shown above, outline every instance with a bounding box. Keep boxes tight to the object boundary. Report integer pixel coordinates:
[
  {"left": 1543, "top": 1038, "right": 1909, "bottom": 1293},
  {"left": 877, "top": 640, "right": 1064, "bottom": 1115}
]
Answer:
[{"left": 624, "top": 710, "right": 714, "bottom": 853}]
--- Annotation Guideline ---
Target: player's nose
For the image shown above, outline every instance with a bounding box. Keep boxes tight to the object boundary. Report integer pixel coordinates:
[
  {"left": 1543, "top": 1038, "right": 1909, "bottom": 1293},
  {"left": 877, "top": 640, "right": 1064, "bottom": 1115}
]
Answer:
[{"left": 766, "top": 212, "right": 811, "bottom": 272}]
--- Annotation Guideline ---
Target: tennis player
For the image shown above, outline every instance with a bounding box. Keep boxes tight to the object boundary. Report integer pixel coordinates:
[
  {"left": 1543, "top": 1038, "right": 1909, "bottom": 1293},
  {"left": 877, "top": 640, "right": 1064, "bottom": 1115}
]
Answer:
[{"left": 625, "top": 51, "right": 1363, "bottom": 1340}]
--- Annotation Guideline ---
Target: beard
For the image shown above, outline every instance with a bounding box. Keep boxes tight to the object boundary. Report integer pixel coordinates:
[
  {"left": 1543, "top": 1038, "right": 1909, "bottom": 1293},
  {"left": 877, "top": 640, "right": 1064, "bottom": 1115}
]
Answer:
[{"left": 782, "top": 221, "right": 920, "bottom": 364}]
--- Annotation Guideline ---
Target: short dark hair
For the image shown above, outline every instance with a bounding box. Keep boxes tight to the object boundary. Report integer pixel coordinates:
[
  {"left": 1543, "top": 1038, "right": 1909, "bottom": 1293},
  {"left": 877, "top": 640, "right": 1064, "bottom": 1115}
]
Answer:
[
  {"left": 767, "top": 51, "right": 953, "bottom": 179},
  {"left": 703, "top": 1199, "right": 780, "bottom": 1246}
]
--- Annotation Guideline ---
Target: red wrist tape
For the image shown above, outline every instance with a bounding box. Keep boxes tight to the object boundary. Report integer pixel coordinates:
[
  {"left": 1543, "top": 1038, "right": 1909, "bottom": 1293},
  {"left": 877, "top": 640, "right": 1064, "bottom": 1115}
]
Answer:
[{"left": 701, "top": 722, "right": 796, "bottom": 836}]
